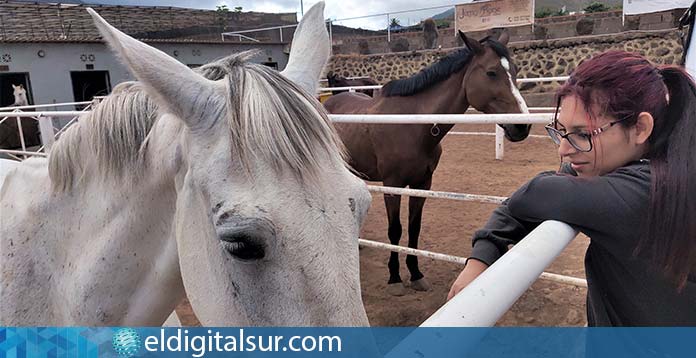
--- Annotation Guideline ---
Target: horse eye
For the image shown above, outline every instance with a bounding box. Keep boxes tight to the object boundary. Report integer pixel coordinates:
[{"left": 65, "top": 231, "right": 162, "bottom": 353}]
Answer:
[
  {"left": 220, "top": 234, "right": 265, "bottom": 261},
  {"left": 486, "top": 71, "right": 497, "bottom": 78}
]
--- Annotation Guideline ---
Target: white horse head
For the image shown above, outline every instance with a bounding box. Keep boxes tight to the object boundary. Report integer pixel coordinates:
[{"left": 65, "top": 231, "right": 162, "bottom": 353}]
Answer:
[
  {"left": 1, "top": 2, "right": 372, "bottom": 326},
  {"left": 11, "top": 84, "right": 28, "bottom": 106}
]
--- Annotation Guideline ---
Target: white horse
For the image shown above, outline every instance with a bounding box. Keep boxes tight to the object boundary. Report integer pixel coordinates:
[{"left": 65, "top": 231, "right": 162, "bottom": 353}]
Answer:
[
  {"left": 11, "top": 84, "right": 28, "bottom": 107},
  {"left": 0, "top": 2, "right": 372, "bottom": 326}
]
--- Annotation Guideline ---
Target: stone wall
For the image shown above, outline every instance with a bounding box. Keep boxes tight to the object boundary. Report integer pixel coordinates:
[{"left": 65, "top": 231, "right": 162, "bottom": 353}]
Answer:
[
  {"left": 326, "top": 30, "right": 682, "bottom": 106},
  {"left": 331, "top": 9, "right": 686, "bottom": 55}
]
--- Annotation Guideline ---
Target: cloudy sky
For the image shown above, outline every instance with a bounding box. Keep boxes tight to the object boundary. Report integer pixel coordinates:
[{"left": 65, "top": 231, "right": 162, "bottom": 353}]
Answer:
[{"left": 92, "top": 0, "right": 471, "bottom": 29}]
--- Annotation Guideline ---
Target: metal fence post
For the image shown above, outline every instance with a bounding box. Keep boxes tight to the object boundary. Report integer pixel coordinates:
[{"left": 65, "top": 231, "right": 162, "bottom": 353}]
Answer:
[
  {"left": 495, "top": 124, "right": 504, "bottom": 160},
  {"left": 38, "top": 116, "right": 55, "bottom": 152}
]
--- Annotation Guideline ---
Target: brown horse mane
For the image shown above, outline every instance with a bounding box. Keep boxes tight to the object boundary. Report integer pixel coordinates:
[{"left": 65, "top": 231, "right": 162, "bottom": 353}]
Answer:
[{"left": 381, "top": 36, "right": 511, "bottom": 97}]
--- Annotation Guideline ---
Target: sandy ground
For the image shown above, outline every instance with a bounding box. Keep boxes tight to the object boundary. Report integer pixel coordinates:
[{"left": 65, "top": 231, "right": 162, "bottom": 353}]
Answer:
[{"left": 176, "top": 123, "right": 589, "bottom": 327}]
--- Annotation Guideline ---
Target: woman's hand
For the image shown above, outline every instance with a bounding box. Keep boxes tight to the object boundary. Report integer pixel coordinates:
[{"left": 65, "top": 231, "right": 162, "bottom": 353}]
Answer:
[{"left": 447, "top": 259, "right": 489, "bottom": 301}]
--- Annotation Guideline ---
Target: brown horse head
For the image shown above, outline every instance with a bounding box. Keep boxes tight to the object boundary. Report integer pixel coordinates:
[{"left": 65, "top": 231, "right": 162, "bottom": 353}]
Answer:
[{"left": 459, "top": 31, "right": 530, "bottom": 142}]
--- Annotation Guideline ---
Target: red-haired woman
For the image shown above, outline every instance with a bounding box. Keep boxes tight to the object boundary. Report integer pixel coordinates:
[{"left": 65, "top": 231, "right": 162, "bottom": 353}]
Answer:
[{"left": 448, "top": 51, "right": 696, "bottom": 326}]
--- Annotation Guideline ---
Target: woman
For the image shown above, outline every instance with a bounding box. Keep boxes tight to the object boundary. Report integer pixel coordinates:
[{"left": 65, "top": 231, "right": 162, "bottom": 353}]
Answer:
[{"left": 448, "top": 51, "right": 696, "bottom": 326}]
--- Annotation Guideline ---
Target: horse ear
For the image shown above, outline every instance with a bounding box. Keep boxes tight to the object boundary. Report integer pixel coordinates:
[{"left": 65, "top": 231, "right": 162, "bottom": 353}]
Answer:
[
  {"left": 498, "top": 31, "right": 510, "bottom": 46},
  {"left": 86, "top": 7, "right": 218, "bottom": 129},
  {"left": 459, "top": 30, "right": 483, "bottom": 54},
  {"left": 280, "top": 1, "right": 329, "bottom": 94}
]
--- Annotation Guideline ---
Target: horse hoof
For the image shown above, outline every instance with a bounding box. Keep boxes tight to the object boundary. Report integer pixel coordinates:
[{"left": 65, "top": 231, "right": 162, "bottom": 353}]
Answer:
[
  {"left": 410, "top": 278, "right": 431, "bottom": 291},
  {"left": 386, "top": 283, "right": 407, "bottom": 296}
]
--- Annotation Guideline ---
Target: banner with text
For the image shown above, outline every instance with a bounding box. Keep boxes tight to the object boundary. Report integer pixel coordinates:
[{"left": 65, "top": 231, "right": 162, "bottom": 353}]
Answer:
[{"left": 455, "top": 0, "right": 534, "bottom": 33}]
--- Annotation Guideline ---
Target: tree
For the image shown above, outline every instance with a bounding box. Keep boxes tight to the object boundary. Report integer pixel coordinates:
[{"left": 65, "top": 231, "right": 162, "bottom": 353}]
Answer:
[
  {"left": 535, "top": 8, "right": 553, "bottom": 18},
  {"left": 216, "top": 5, "right": 230, "bottom": 31},
  {"left": 234, "top": 6, "right": 243, "bottom": 13},
  {"left": 583, "top": 2, "right": 611, "bottom": 13},
  {"left": 390, "top": 18, "right": 401, "bottom": 27}
]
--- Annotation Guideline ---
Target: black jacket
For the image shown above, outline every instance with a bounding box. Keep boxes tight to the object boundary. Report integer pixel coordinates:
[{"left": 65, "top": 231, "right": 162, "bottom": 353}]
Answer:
[{"left": 469, "top": 160, "right": 696, "bottom": 326}]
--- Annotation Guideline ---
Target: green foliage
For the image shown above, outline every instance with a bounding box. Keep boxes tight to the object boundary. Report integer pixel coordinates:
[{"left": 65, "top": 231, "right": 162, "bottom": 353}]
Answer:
[
  {"left": 434, "top": 19, "right": 450, "bottom": 28},
  {"left": 234, "top": 6, "right": 243, "bottom": 13},
  {"left": 535, "top": 8, "right": 553, "bottom": 18},
  {"left": 216, "top": 5, "right": 229, "bottom": 13},
  {"left": 390, "top": 18, "right": 401, "bottom": 27},
  {"left": 583, "top": 2, "right": 611, "bottom": 13}
]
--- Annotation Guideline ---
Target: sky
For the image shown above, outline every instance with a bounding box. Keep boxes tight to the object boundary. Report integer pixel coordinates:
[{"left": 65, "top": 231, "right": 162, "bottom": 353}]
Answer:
[{"left": 90, "top": 0, "right": 469, "bottom": 30}]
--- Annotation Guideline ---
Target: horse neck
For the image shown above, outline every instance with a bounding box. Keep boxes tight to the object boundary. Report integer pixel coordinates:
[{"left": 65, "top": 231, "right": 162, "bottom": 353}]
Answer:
[
  {"left": 376, "top": 70, "right": 469, "bottom": 146},
  {"left": 27, "top": 120, "right": 183, "bottom": 324}
]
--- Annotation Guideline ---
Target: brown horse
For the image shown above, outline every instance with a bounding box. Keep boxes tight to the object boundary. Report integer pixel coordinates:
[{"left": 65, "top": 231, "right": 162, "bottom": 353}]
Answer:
[
  {"left": 323, "top": 31, "right": 531, "bottom": 296},
  {"left": 326, "top": 72, "right": 379, "bottom": 97}
]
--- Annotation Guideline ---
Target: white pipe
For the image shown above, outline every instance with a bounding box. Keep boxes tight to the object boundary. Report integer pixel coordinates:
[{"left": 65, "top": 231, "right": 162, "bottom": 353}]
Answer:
[
  {"left": 318, "top": 76, "right": 371, "bottom": 82},
  {"left": 367, "top": 185, "right": 506, "bottom": 204},
  {"left": 330, "top": 113, "right": 553, "bottom": 124},
  {"left": 38, "top": 116, "right": 55, "bottom": 152},
  {"left": 0, "top": 149, "right": 46, "bottom": 157},
  {"left": 318, "top": 85, "right": 383, "bottom": 92},
  {"left": 316, "top": 77, "right": 568, "bottom": 93},
  {"left": 16, "top": 117, "right": 27, "bottom": 155},
  {"left": 449, "top": 132, "right": 548, "bottom": 139},
  {"left": 0, "top": 111, "right": 85, "bottom": 118},
  {"left": 0, "top": 101, "right": 91, "bottom": 111},
  {"left": 357, "top": 239, "right": 586, "bottom": 288},
  {"left": 421, "top": 220, "right": 579, "bottom": 327},
  {"left": 517, "top": 76, "right": 569, "bottom": 83},
  {"left": 359, "top": 239, "right": 467, "bottom": 265}
]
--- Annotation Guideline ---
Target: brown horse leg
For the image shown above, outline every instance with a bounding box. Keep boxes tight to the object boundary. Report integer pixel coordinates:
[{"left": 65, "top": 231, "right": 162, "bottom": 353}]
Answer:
[
  {"left": 406, "top": 177, "right": 432, "bottom": 291},
  {"left": 384, "top": 191, "right": 407, "bottom": 296}
]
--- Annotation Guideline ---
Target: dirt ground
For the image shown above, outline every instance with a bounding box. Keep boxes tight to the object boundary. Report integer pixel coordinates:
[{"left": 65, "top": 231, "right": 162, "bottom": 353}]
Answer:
[{"left": 176, "top": 123, "right": 589, "bottom": 327}]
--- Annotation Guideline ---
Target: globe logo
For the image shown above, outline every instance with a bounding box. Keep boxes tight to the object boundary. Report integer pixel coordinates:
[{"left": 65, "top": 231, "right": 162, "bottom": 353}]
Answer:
[{"left": 112, "top": 328, "right": 142, "bottom": 357}]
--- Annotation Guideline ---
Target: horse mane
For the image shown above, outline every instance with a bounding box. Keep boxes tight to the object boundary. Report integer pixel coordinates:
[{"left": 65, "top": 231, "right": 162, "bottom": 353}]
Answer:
[
  {"left": 381, "top": 37, "right": 511, "bottom": 97},
  {"left": 49, "top": 51, "right": 343, "bottom": 191},
  {"left": 48, "top": 81, "right": 159, "bottom": 192}
]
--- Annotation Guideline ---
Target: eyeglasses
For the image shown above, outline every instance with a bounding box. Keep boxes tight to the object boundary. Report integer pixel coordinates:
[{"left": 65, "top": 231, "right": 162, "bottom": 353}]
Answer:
[
  {"left": 544, "top": 100, "right": 629, "bottom": 152},
  {"left": 544, "top": 119, "right": 626, "bottom": 152}
]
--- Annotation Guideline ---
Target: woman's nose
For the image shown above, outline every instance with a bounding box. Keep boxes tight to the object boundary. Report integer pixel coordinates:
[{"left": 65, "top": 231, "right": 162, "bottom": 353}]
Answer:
[{"left": 557, "top": 137, "right": 577, "bottom": 157}]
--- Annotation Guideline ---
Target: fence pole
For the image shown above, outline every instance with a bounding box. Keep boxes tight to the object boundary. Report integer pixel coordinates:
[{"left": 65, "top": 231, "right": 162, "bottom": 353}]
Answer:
[
  {"left": 495, "top": 124, "right": 504, "bottom": 160},
  {"left": 38, "top": 116, "right": 55, "bottom": 152},
  {"left": 15, "top": 116, "right": 27, "bottom": 155},
  {"left": 387, "top": 14, "right": 391, "bottom": 42}
]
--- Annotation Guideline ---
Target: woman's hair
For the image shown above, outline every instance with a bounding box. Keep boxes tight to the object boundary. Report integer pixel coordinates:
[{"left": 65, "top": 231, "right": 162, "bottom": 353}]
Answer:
[{"left": 556, "top": 51, "right": 696, "bottom": 289}]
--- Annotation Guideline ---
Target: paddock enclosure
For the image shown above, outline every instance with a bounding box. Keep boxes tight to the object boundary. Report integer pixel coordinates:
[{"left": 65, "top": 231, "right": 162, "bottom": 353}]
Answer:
[{"left": 174, "top": 123, "right": 589, "bottom": 327}]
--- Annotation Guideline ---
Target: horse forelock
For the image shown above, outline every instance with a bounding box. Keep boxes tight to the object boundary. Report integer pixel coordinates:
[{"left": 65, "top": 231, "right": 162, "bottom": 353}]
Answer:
[
  {"left": 222, "top": 55, "right": 346, "bottom": 180},
  {"left": 481, "top": 36, "right": 512, "bottom": 63}
]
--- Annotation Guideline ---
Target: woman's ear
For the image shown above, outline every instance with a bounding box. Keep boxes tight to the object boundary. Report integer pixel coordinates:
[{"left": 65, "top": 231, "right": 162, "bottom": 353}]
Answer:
[{"left": 634, "top": 112, "right": 654, "bottom": 145}]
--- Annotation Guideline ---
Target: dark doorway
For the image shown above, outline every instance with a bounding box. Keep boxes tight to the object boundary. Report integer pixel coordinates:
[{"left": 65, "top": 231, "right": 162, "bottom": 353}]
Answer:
[
  {"left": 0, "top": 72, "right": 33, "bottom": 107},
  {"left": 262, "top": 61, "right": 278, "bottom": 70},
  {"left": 71, "top": 71, "right": 111, "bottom": 109},
  {"left": 0, "top": 72, "right": 40, "bottom": 149}
]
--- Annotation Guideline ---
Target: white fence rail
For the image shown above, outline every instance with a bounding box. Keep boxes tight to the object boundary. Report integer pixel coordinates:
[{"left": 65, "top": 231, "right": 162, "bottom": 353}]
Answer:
[
  {"left": 420, "top": 220, "right": 579, "bottom": 327},
  {"left": 317, "top": 75, "right": 569, "bottom": 92},
  {"left": 330, "top": 113, "right": 552, "bottom": 124},
  {"left": 0, "top": 107, "right": 92, "bottom": 160}
]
